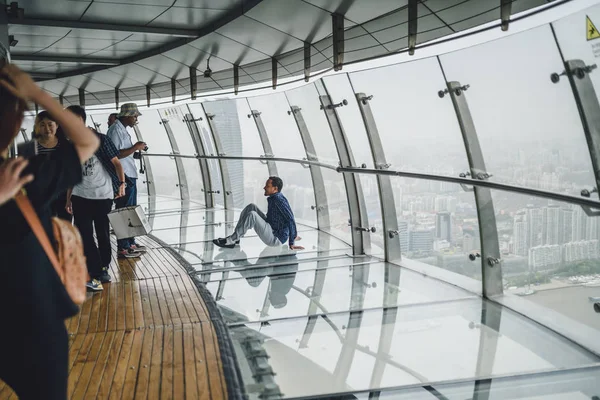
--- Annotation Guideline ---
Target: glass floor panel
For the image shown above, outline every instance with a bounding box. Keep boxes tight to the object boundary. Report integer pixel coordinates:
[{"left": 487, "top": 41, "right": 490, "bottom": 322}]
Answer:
[
  {"left": 176, "top": 230, "right": 351, "bottom": 264},
  {"left": 207, "top": 262, "right": 475, "bottom": 323},
  {"left": 229, "top": 298, "right": 599, "bottom": 399},
  {"left": 152, "top": 224, "right": 316, "bottom": 246},
  {"left": 195, "top": 255, "right": 377, "bottom": 283}
]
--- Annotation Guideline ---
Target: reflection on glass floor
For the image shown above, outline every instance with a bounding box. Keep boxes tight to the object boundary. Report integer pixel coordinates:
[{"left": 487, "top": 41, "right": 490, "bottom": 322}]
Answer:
[{"left": 148, "top": 198, "right": 600, "bottom": 400}]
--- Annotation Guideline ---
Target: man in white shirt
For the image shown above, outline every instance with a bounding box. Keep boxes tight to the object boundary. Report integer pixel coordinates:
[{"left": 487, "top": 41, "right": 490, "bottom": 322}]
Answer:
[
  {"left": 65, "top": 106, "right": 126, "bottom": 292},
  {"left": 107, "top": 103, "right": 148, "bottom": 258}
]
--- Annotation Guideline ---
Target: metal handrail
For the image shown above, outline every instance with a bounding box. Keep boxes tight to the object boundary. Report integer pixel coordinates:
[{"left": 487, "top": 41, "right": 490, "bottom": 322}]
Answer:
[{"left": 141, "top": 152, "right": 600, "bottom": 210}]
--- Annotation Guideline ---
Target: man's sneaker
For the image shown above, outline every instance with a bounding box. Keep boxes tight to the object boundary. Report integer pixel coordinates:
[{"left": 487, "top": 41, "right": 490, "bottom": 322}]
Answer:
[
  {"left": 96, "top": 269, "right": 112, "bottom": 284},
  {"left": 212, "top": 237, "right": 238, "bottom": 249},
  {"left": 86, "top": 279, "right": 104, "bottom": 292},
  {"left": 130, "top": 244, "right": 147, "bottom": 252},
  {"left": 118, "top": 248, "right": 142, "bottom": 259}
]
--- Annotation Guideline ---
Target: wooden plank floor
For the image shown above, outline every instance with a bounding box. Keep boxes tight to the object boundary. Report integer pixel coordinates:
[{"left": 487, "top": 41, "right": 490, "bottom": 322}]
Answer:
[{"left": 0, "top": 236, "right": 227, "bottom": 400}]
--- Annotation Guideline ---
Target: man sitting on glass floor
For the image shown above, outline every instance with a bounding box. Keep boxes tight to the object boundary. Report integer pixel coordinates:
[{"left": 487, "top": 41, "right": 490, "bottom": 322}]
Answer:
[{"left": 213, "top": 176, "right": 305, "bottom": 251}]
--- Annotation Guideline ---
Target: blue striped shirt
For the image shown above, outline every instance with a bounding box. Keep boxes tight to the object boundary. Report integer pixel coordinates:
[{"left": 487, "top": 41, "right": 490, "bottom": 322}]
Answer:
[{"left": 266, "top": 192, "right": 297, "bottom": 246}]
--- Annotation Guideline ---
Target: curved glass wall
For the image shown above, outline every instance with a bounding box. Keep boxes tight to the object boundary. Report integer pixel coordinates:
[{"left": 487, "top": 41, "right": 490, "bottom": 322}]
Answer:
[{"left": 17, "top": 4, "right": 600, "bottom": 398}]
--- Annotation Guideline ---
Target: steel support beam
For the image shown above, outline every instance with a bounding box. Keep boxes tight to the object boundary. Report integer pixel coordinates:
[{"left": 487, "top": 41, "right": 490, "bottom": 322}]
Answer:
[
  {"left": 171, "top": 79, "right": 176, "bottom": 104},
  {"left": 7, "top": 16, "right": 199, "bottom": 37},
  {"left": 11, "top": 53, "right": 118, "bottom": 65},
  {"left": 248, "top": 108, "right": 278, "bottom": 176},
  {"left": 202, "top": 108, "right": 234, "bottom": 213},
  {"left": 58, "top": 94, "right": 64, "bottom": 106},
  {"left": 355, "top": 92, "right": 401, "bottom": 262},
  {"left": 288, "top": 105, "right": 330, "bottom": 230},
  {"left": 115, "top": 88, "right": 119, "bottom": 110},
  {"left": 332, "top": 14, "right": 344, "bottom": 71},
  {"left": 271, "top": 57, "right": 277, "bottom": 90},
  {"left": 184, "top": 108, "right": 214, "bottom": 208},
  {"left": 78, "top": 88, "right": 85, "bottom": 107},
  {"left": 500, "top": 0, "right": 512, "bottom": 31},
  {"left": 320, "top": 94, "right": 370, "bottom": 255},
  {"left": 472, "top": 302, "right": 502, "bottom": 400},
  {"left": 560, "top": 60, "right": 600, "bottom": 200},
  {"left": 408, "top": 0, "right": 418, "bottom": 55},
  {"left": 133, "top": 125, "right": 156, "bottom": 223},
  {"left": 190, "top": 67, "right": 197, "bottom": 100},
  {"left": 160, "top": 118, "right": 190, "bottom": 201},
  {"left": 146, "top": 85, "right": 151, "bottom": 108},
  {"left": 304, "top": 41, "right": 311, "bottom": 82},
  {"left": 443, "top": 79, "right": 503, "bottom": 297},
  {"left": 234, "top": 64, "right": 239, "bottom": 95}
]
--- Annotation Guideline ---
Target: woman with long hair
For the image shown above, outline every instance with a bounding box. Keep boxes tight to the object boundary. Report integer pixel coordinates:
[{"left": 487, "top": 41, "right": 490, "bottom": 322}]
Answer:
[{"left": 0, "top": 64, "right": 99, "bottom": 399}]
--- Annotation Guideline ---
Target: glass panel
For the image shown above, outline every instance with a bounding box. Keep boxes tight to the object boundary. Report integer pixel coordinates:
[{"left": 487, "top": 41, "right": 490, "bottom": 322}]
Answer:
[
  {"left": 89, "top": 112, "right": 112, "bottom": 134},
  {"left": 553, "top": 5, "right": 600, "bottom": 136},
  {"left": 202, "top": 99, "right": 264, "bottom": 157},
  {"left": 274, "top": 162, "right": 317, "bottom": 228},
  {"left": 180, "top": 158, "right": 205, "bottom": 205},
  {"left": 394, "top": 177, "right": 482, "bottom": 289},
  {"left": 321, "top": 167, "right": 352, "bottom": 244},
  {"left": 492, "top": 190, "right": 600, "bottom": 333},
  {"left": 187, "top": 103, "right": 224, "bottom": 207},
  {"left": 157, "top": 105, "right": 195, "bottom": 155},
  {"left": 135, "top": 109, "right": 173, "bottom": 154},
  {"left": 321, "top": 74, "right": 374, "bottom": 168},
  {"left": 439, "top": 25, "right": 594, "bottom": 193},
  {"left": 229, "top": 299, "right": 597, "bottom": 399},
  {"left": 247, "top": 93, "right": 307, "bottom": 159},
  {"left": 227, "top": 160, "right": 269, "bottom": 210},
  {"left": 143, "top": 155, "right": 180, "bottom": 198},
  {"left": 21, "top": 115, "right": 35, "bottom": 140},
  {"left": 207, "top": 262, "right": 474, "bottom": 323},
  {"left": 359, "top": 174, "right": 384, "bottom": 257},
  {"left": 285, "top": 83, "right": 340, "bottom": 165},
  {"left": 349, "top": 57, "right": 469, "bottom": 176}
]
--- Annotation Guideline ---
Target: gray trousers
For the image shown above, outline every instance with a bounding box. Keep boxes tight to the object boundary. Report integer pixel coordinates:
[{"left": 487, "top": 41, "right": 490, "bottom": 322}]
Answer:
[{"left": 230, "top": 204, "right": 281, "bottom": 246}]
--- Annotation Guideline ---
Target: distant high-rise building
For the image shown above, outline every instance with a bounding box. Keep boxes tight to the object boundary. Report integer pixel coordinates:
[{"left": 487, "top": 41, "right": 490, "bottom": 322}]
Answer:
[
  {"left": 528, "top": 245, "right": 561, "bottom": 269},
  {"left": 398, "top": 220, "right": 409, "bottom": 253},
  {"left": 560, "top": 208, "right": 574, "bottom": 244},
  {"left": 527, "top": 207, "right": 544, "bottom": 248},
  {"left": 544, "top": 206, "right": 560, "bottom": 245},
  {"left": 563, "top": 240, "right": 599, "bottom": 262},
  {"left": 409, "top": 228, "right": 433, "bottom": 252},
  {"left": 435, "top": 212, "right": 452, "bottom": 242},
  {"left": 203, "top": 100, "right": 244, "bottom": 209},
  {"left": 513, "top": 211, "right": 528, "bottom": 256}
]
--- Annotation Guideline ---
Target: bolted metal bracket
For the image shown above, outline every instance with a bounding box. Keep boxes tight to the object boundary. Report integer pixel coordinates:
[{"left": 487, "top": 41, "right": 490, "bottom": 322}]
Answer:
[
  {"left": 358, "top": 94, "right": 373, "bottom": 105},
  {"left": 581, "top": 187, "right": 598, "bottom": 198},
  {"left": 159, "top": 119, "right": 169, "bottom": 124},
  {"left": 287, "top": 107, "right": 302, "bottom": 115},
  {"left": 438, "top": 84, "right": 470, "bottom": 98},
  {"left": 581, "top": 205, "right": 600, "bottom": 217},
  {"left": 376, "top": 162, "right": 391, "bottom": 170},
  {"left": 356, "top": 226, "right": 376, "bottom": 233},
  {"left": 468, "top": 252, "right": 481, "bottom": 261},
  {"left": 388, "top": 230, "right": 400, "bottom": 239},
  {"left": 320, "top": 99, "right": 348, "bottom": 110},
  {"left": 259, "top": 153, "right": 274, "bottom": 165},
  {"left": 247, "top": 111, "right": 262, "bottom": 118},
  {"left": 311, "top": 205, "right": 326, "bottom": 212},
  {"left": 201, "top": 189, "right": 221, "bottom": 194},
  {"left": 487, "top": 257, "right": 501, "bottom": 267},
  {"left": 184, "top": 116, "right": 203, "bottom": 122},
  {"left": 551, "top": 64, "right": 597, "bottom": 83}
]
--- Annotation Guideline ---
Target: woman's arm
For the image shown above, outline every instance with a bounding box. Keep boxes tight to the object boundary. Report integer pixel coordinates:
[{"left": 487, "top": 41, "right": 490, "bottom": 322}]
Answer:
[
  {"left": 0, "top": 64, "right": 99, "bottom": 162},
  {"left": 0, "top": 157, "right": 34, "bottom": 206}
]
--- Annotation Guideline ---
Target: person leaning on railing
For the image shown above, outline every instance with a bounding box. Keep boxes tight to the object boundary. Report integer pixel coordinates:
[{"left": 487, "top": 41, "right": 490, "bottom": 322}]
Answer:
[{"left": 0, "top": 64, "right": 99, "bottom": 400}]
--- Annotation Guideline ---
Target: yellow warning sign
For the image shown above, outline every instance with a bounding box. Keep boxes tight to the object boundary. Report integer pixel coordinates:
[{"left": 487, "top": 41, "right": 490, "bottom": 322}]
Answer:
[{"left": 587, "top": 15, "right": 600, "bottom": 41}]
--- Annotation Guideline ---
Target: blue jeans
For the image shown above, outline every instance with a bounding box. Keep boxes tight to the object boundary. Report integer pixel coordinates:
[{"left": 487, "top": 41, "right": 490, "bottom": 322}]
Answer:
[{"left": 114, "top": 177, "right": 137, "bottom": 250}]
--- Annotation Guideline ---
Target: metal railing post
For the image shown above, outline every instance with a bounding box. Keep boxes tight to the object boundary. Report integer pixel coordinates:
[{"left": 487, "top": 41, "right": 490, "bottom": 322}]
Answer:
[
  {"left": 355, "top": 92, "right": 402, "bottom": 262},
  {"left": 247, "top": 107, "right": 278, "bottom": 176},
  {"left": 287, "top": 105, "right": 331, "bottom": 230},
  {"left": 440, "top": 78, "right": 503, "bottom": 297},
  {"left": 319, "top": 94, "right": 371, "bottom": 255},
  {"left": 184, "top": 108, "right": 214, "bottom": 208}
]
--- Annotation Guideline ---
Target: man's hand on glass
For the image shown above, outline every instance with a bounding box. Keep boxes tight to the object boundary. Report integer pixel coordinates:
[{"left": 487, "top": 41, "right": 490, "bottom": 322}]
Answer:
[{"left": 290, "top": 245, "right": 305, "bottom": 250}]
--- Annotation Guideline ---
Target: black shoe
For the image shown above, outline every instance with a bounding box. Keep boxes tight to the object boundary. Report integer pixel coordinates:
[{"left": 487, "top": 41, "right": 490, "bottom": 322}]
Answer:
[
  {"left": 213, "top": 238, "right": 236, "bottom": 249},
  {"left": 96, "top": 269, "right": 112, "bottom": 284}
]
